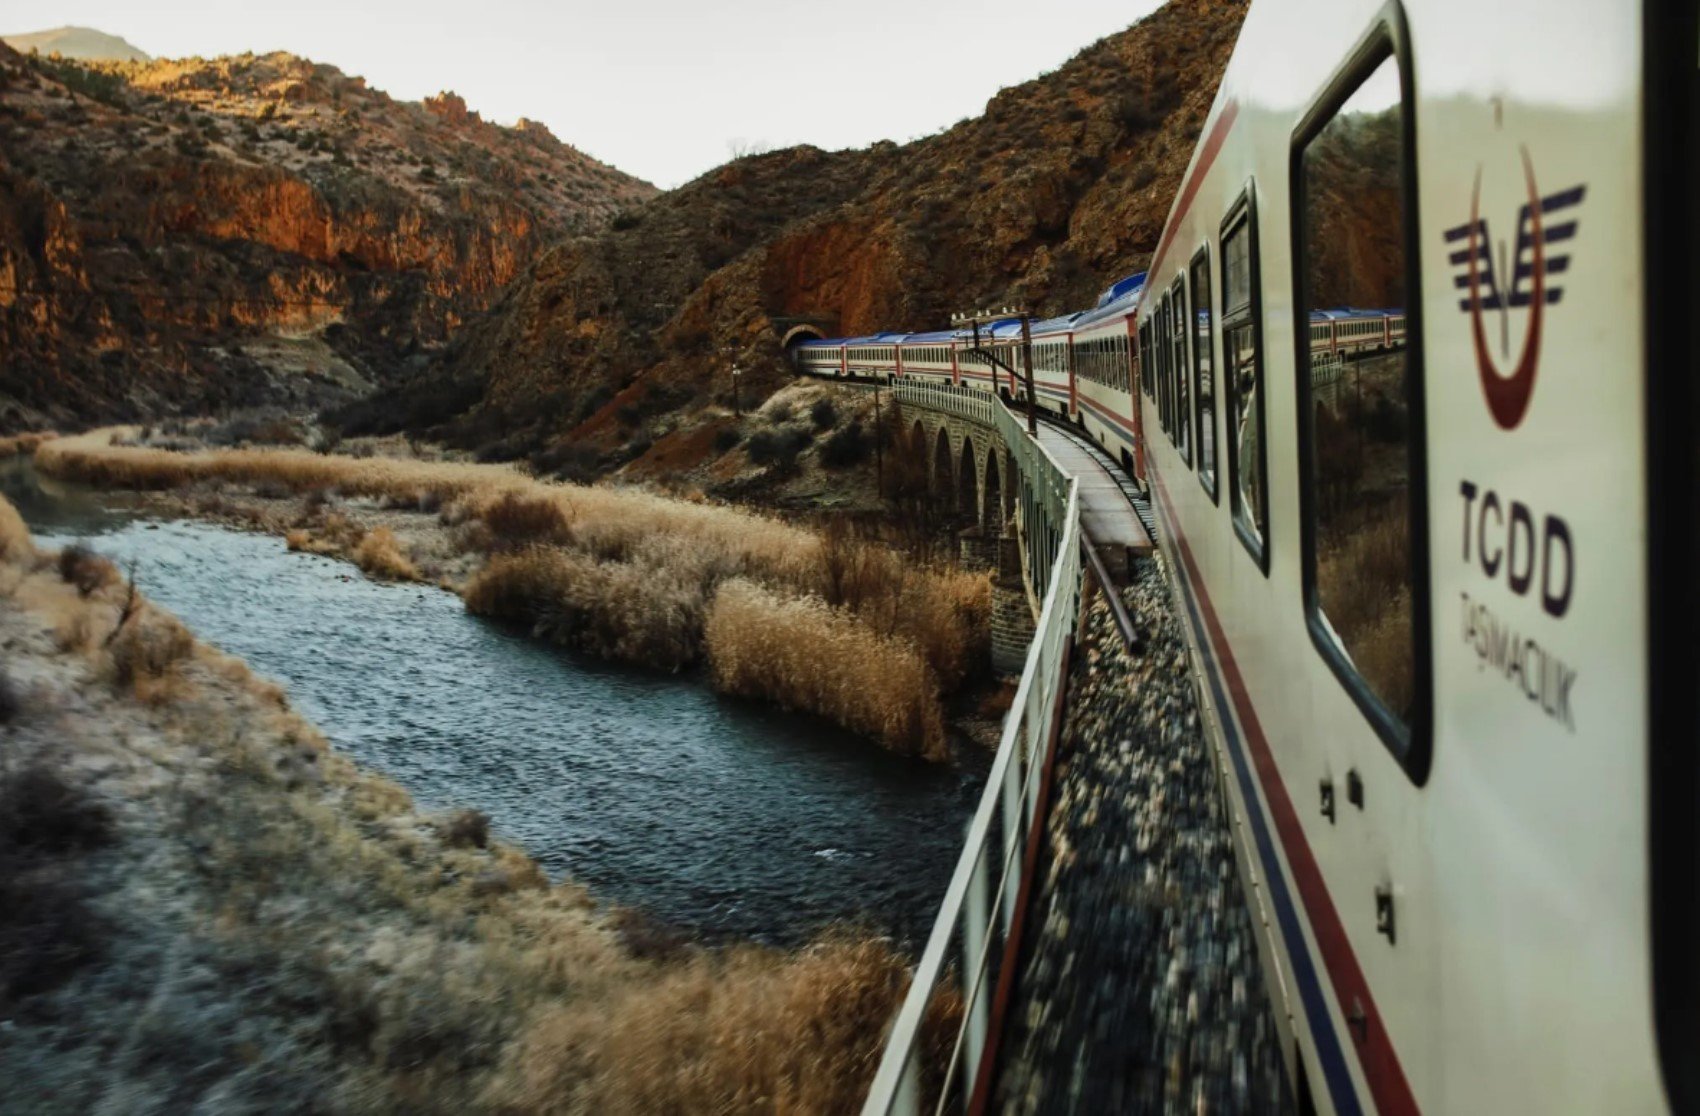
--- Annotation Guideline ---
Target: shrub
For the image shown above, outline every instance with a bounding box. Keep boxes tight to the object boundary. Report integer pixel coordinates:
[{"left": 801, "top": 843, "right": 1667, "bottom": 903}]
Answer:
[
  {"left": 819, "top": 422, "right": 869, "bottom": 469},
  {"left": 58, "top": 545, "right": 118, "bottom": 597},
  {"left": 712, "top": 427, "right": 742, "bottom": 454},
  {"left": 352, "top": 528, "right": 419, "bottom": 581},
  {"left": 809, "top": 398, "right": 838, "bottom": 430},
  {"left": 746, "top": 426, "right": 811, "bottom": 470},
  {"left": 0, "top": 762, "right": 112, "bottom": 1006},
  {"left": 109, "top": 609, "right": 194, "bottom": 696},
  {"left": 705, "top": 579, "right": 946, "bottom": 759},
  {"left": 440, "top": 808, "right": 491, "bottom": 849}
]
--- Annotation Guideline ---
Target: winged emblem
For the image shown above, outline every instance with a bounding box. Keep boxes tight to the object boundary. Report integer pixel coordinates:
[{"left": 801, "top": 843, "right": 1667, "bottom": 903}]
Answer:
[{"left": 1441, "top": 147, "right": 1586, "bottom": 429}]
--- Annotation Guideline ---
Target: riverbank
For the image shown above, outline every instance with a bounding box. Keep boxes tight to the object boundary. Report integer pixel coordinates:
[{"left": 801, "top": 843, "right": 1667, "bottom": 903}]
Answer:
[
  {"left": 0, "top": 494, "right": 954, "bottom": 1112},
  {"left": 30, "top": 428, "right": 996, "bottom": 760}
]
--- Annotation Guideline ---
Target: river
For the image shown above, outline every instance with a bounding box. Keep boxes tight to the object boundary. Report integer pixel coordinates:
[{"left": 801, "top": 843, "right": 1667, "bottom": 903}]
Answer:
[{"left": 3, "top": 461, "right": 974, "bottom": 947}]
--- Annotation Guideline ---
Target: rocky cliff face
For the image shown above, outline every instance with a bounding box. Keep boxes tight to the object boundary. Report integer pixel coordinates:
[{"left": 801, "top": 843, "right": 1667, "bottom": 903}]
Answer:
[
  {"left": 422, "top": 0, "right": 1245, "bottom": 464},
  {"left": 0, "top": 44, "right": 655, "bottom": 430}
]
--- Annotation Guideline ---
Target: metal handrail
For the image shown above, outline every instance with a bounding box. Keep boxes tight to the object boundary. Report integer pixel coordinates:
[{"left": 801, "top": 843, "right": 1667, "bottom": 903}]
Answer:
[{"left": 861, "top": 387, "right": 1085, "bottom": 1115}]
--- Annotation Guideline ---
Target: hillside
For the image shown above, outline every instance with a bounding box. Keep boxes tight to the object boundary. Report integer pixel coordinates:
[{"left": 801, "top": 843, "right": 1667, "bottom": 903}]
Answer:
[
  {"left": 402, "top": 0, "right": 1245, "bottom": 469},
  {"left": 2, "top": 26, "right": 150, "bottom": 62},
  {"left": 0, "top": 43, "right": 656, "bottom": 430}
]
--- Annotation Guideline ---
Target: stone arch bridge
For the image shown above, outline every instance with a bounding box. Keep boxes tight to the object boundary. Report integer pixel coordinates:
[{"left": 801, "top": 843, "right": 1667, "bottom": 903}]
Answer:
[{"left": 885, "top": 382, "right": 1077, "bottom": 673}]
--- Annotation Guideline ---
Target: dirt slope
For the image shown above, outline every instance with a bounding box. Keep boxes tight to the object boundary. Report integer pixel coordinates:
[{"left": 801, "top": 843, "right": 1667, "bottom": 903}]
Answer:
[{"left": 417, "top": 0, "right": 1246, "bottom": 464}]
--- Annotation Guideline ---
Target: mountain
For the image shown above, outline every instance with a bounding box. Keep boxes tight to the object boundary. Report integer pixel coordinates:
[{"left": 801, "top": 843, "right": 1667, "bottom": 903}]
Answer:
[
  {"left": 397, "top": 0, "right": 1245, "bottom": 467},
  {"left": 0, "top": 43, "right": 656, "bottom": 429},
  {"left": 2, "top": 26, "right": 150, "bottom": 62}
]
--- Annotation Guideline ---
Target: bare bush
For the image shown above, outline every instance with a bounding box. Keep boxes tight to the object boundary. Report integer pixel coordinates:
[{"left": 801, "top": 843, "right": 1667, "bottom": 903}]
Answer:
[
  {"left": 440, "top": 808, "right": 491, "bottom": 849},
  {"left": 57, "top": 545, "right": 118, "bottom": 597},
  {"left": 108, "top": 608, "right": 194, "bottom": 699}
]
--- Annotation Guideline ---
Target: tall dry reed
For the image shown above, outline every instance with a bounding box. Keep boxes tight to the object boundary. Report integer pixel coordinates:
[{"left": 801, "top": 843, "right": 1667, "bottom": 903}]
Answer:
[
  {"left": 706, "top": 579, "right": 948, "bottom": 759},
  {"left": 464, "top": 547, "right": 704, "bottom": 672}
]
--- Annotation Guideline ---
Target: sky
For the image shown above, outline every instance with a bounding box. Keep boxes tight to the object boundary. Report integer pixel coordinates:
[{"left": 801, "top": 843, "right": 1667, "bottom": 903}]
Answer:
[{"left": 2, "top": 0, "right": 1164, "bottom": 188}]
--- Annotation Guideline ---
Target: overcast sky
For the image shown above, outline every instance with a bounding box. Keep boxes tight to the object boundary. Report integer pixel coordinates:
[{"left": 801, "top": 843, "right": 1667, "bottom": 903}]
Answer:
[{"left": 4, "top": 0, "right": 1163, "bottom": 187}]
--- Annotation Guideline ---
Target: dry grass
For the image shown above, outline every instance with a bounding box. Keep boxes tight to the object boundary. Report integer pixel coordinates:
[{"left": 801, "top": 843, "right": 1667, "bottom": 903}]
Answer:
[
  {"left": 353, "top": 527, "right": 421, "bottom": 581},
  {"left": 107, "top": 605, "right": 195, "bottom": 703},
  {"left": 0, "top": 494, "right": 31, "bottom": 562},
  {"left": 707, "top": 579, "right": 948, "bottom": 759},
  {"left": 0, "top": 492, "right": 938, "bottom": 1113},
  {"left": 0, "top": 431, "right": 57, "bottom": 458},
  {"left": 490, "top": 936, "right": 960, "bottom": 1115}
]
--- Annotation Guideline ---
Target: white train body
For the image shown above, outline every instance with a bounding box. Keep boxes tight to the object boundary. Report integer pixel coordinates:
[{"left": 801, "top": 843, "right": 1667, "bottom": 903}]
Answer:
[
  {"left": 1132, "top": 0, "right": 1686, "bottom": 1111},
  {"left": 790, "top": 2, "right": 1692, "bottom": 1108}
]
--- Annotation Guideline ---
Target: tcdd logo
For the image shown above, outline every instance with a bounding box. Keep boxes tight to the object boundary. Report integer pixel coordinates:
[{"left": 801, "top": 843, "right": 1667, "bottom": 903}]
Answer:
[{"left": 1443, "top": 147, "right": 1585, "bottom": 430}]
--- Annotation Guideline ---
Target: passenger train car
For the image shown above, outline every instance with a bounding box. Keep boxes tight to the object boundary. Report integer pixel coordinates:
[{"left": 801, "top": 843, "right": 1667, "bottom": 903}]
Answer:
[{"left": 794, "top": 1, "right": 1694, "bottom": 1110}]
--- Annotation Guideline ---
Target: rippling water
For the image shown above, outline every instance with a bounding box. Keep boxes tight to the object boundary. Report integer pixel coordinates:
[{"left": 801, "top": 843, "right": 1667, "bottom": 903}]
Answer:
[{"left": 6, "top": 463, "right": 975, "bottom": 946}]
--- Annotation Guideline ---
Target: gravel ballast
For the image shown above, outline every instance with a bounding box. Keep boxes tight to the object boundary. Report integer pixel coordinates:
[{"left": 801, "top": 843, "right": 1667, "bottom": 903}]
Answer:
[{"left": 994, "top": 556, "right": 1292, "bottom": 1114}]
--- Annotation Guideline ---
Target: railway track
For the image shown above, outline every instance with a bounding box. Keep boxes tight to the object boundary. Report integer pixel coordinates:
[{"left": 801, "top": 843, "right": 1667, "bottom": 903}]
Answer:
[{"left": 1029, "top": 409, "right": 1159, "bottom": 543}]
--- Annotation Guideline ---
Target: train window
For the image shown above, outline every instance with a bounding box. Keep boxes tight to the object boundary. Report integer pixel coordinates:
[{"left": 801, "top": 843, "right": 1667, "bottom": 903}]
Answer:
[
  {"left": 1222, "top": 189, "right": 1267, "bottom": 571},
  {"left": 1170, "top": 277, "right": 1191, "bottom": 464},
  {"left": 1293, "top": 29, "right": 1427, "bottom": 771},
  {"left": 1191, "top": 246, "right": 1217, "bottom": 501},
  {"left": 1156, "top": 297, "right": 1172, "bottom": 434}
]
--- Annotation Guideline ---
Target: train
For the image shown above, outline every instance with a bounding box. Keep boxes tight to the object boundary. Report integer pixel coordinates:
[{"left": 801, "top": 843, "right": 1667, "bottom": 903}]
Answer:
[{"left": 792, "top": 0, "right": 1695, "bottom": 1111}]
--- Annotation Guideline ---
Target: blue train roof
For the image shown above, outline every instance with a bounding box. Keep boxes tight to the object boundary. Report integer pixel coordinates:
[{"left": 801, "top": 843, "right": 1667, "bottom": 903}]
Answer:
[
  {"left": 1029, "top": 311, "right": 1085, "bottom": 338},
  {"left": 900, "top": 328, "right": 958, "bottom": 344},
  {"left": 1095, "top": 271, "right": 1147, "bottom": 309}
]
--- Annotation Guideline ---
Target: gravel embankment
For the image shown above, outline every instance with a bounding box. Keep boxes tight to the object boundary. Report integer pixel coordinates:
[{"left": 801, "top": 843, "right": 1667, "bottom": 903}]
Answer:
[{"left": 994, "top": 556, "right": 1292, "bottom": 1114}]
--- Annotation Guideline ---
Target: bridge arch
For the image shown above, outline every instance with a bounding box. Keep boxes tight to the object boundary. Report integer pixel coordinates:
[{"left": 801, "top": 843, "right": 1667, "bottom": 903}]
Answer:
[
  {"left": 983, "top": 450, "right": 1004, "bottom": 531},
  {"left": 957, "top": 436, "right": 978, "bottom": 523},
  {"left": 933, "top": 426, "right": 954, "bottom": 512}
]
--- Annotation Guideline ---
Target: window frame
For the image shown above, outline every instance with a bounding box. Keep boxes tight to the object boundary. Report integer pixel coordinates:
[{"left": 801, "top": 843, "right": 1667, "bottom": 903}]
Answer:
[
  {"left": 1190, "top": 244, "right": 1219, "bottom": 504},
  {"left": 1288, "top": 6, "right": 1432, "bottom": 783},
  {"left": 1220, "top": 186, "right": 1270, "bottom": 575}
]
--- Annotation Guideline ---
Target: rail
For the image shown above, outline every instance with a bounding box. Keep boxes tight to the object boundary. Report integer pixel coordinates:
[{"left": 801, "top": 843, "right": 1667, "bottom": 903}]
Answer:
[
  {"left": 862, "top": 387, "right": 1084, "bottom": 1116},
  {"left": 890, "top": 378, "right": 995, "bottom": 428}
]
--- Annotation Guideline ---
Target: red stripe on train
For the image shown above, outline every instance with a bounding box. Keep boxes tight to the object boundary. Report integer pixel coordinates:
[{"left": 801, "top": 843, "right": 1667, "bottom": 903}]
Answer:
[{"left": 1148, "top": 464, "right": 1420, "bottom": 1116}]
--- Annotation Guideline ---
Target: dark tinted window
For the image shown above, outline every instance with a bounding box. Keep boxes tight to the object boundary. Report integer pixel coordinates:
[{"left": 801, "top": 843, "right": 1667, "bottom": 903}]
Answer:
[
  {"left": 1223, "top": 197, "right": 1266, "bottom": 565},
  {"left": 1192, "top": 249, "right": 1217, "bottom": 499}
]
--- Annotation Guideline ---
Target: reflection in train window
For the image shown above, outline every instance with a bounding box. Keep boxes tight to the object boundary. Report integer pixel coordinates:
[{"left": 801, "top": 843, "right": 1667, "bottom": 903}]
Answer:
[
  {"left": 1192, "top": 247, "right": 1217, "bottom": 500},
  {"left": 1170, "top": 276, "right": 1191, "bottom": 465},
  {"left": 1298, "top": 47, "right": 1419, "bottom": 738},
  {"left": 1222, "top": 194, "right": 1266, "bottom": 567}
]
